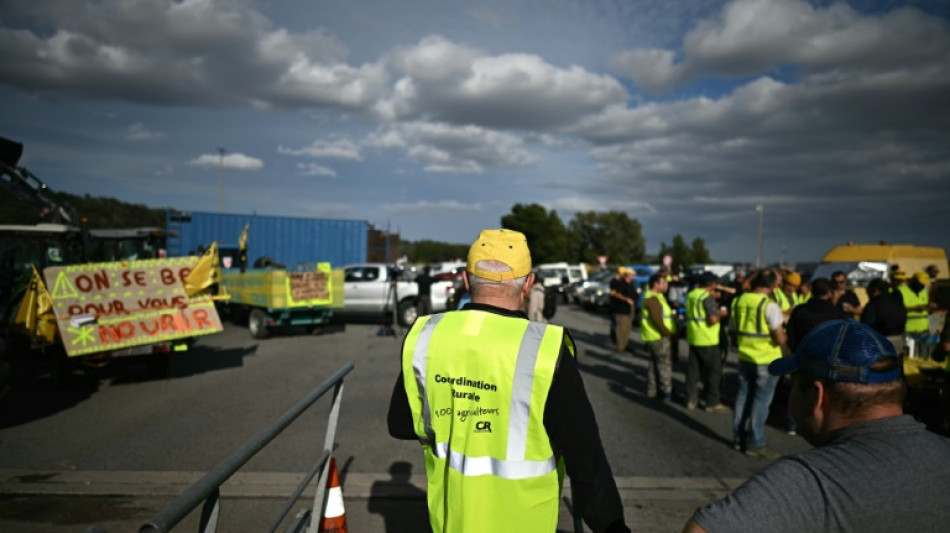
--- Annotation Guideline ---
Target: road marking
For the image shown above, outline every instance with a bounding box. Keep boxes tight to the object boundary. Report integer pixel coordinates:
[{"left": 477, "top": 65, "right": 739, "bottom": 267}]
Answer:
[{"left": 0, "top": 469, "right": 744, "bottom": 501}]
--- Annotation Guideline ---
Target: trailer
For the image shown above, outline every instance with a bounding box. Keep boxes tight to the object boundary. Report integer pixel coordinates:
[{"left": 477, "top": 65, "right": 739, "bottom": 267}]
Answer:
[
  {"left": 166, "top": 210, "right": 368, "bottom": 269},
  {"left": 219, "top": 263, "right": 344, "bottom": 339}
]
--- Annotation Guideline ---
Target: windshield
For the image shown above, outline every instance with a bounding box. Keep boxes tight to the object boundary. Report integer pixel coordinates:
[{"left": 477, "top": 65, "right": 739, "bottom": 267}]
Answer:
[{"left": 812, "top": 261, "right": 888, "bottom": 287}]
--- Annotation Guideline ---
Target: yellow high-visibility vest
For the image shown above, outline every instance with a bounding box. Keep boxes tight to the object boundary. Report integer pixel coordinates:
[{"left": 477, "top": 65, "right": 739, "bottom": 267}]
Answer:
[
  {"left": 402, "top": 310, "right": 571, "bottom": 532},
  {"left": 898, "top": 285, "right": 929, "bottom": 333},
  {"left": 641, "top": 290, "right": 675, "bottom": 342},
  {"left": 686, "top": 288, "right": 719, "bottom": 347},
  {"left": 731, "top": 292, "right": 782, "bottom": 364}
]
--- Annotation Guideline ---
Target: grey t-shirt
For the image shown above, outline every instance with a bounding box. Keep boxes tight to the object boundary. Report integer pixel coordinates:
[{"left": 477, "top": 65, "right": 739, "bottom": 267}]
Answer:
[{"left": 694, "top": 415, "right": 950, "bottom": 532}]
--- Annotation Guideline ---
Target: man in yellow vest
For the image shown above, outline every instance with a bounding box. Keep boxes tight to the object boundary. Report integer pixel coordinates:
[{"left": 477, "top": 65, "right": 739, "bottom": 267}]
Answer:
[
  {"left": 641, "top": 273, "right": 675, "bottom": 401},
  {"left": 387, "top": 229, "right": 629, "bottom": 533},
  {"left": 730, "top": 269, "right": 788, "bottom": 459},
  {"left": 685, "top": 272, "right": 729, "bottom": 412},
  {"left": 899, "top": 272, "right": 931, "bottom": 357}
]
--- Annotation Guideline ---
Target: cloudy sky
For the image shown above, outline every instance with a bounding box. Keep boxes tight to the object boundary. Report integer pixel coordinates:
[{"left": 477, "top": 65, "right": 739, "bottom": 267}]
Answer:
[{"left": 2, "top": 0, "right": 948, "bottom": 264}]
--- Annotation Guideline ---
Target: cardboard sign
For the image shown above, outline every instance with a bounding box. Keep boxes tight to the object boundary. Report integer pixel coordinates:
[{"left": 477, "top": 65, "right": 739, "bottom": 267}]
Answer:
[
  {"left": 288, "top": 271, "right": 329, "bottom": 301},
  {"left": 44, "top": 257, "right": 223, "bottom": 357}
]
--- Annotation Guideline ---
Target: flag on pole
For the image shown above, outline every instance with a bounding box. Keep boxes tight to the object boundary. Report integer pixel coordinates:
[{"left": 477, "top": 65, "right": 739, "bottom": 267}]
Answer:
[
  {"left": 13, "top": 264, "right": 58, "bottom": 345},
  {"left": 238, "top": 223, "right": 249, "bottom": 273},
  {"left": 184, "top": 241, "right": 221, "bottom": 297},
  {"left": 238, "top": 223, "right": 249, "bottom": 253}
]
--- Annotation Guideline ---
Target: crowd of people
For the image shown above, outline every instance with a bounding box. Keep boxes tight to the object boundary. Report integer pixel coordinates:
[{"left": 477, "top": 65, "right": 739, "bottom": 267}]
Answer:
[{"left": 391, "top": 230, "right": 949, "bottom": 532}]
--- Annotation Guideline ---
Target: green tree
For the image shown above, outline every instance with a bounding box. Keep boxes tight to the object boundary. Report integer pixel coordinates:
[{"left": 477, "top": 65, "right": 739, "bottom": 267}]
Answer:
[
  {"left": 658, "top": 234, "right": 714, "bottom": 272},
  {"left": 501, "top": 203, "right": 568, "bottom": 264},
  {"left": 567, "top": 211, "right": 645, "bottom": 265},
  {"left": 408, "top": 240, "right": 469, "bottom": 263},
  {"left": 691, "top": 237, "right": 713, "bottom": 264}
]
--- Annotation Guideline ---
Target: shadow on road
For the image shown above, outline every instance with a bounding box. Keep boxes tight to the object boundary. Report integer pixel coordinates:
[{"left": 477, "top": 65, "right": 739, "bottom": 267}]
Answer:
[
  {"left": 367, "top": 461, "right": 431, "bottom": 532},
  {"left": 571, "top": 331, "right": 735, "bottom": 449},
  {"left": 0, "top": 344, "right": 260, "bottom": 428},
  {"left": 110, "top": 344, "right": 259, "bottom": 385},
  {"left": 0, "top": 363, "right": 98, "bottom": 429}
]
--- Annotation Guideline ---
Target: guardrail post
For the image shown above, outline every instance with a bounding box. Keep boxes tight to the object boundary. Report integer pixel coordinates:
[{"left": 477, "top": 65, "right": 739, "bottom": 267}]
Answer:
[
  {"left": 199, "top": 488, "right": 220, "bottom": 533},
  {"left": 306, "top": 379, "right": 344, "bottom": 533}
]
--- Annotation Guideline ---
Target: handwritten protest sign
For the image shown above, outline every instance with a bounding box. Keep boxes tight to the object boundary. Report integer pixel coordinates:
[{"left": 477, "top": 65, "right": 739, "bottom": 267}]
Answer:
[
  {"left": 288, "top": 271, "right": 329, "bottom": 301},
  {"left": 44, "top": 257, "right": 223, "bottom": 357}
]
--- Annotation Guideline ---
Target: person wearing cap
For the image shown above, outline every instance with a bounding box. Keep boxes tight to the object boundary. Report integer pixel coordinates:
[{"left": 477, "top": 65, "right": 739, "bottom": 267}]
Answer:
[
  {"left": 684, "top": 320, "right": 950, "bottom": 533},
  {"left": 387, "top": 229, "right": 629, "bottom": 533},
  {"left": 609, "top": 267, "right": 637, "bottom": 354},
  {"left": 730, "top": 269, "right": 788, "bottom": 458},
  {"left": 641, "top": 272, "right": 675, "bottom": 401},
  {"left": 783, "top": 277, "right": 847, "bottom": 435},
  {"left": 684, "top": 272, "right": 729, "bottom": 412},
  {"left": 771, "top": 270, "right": 795, "bottom": 319},
  {"left": 861, "top": 278, "right": 907, "bottom": 355},
  {"left": 899, "top": 272, "right": 931, "bottom": 357}
]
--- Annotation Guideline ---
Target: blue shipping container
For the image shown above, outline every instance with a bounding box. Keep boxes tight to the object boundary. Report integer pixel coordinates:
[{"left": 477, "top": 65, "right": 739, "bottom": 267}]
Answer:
[{"left": 166, "top": 211, "right": 367, "bottom": 268}]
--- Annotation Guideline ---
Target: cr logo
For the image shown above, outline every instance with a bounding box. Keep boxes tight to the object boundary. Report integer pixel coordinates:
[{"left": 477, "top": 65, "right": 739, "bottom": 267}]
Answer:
[{"left": 475, "top": 421, "right": 492, "bottom": 433}]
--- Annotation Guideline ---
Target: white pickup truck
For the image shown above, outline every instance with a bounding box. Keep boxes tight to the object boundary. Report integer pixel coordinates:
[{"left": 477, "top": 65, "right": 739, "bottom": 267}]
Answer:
[{"left": 339, "top": 263, "right": 455, "bottom": 326}]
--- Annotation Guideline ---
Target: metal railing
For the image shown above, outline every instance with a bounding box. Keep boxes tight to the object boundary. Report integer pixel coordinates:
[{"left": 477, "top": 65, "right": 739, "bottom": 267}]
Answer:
[{"left": 135, "top": 362, "right": 355, "bottom": 533}]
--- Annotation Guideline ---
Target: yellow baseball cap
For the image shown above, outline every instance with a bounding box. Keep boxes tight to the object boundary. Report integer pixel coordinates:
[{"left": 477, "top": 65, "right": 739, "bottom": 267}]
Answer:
[
  {"left": 467, "top": 229, "right": 532, "bottom": 281},
  {"left": 913, "top": 272, "right": 930, "bottom": 285},
  {"left": 892, "top": 271, "right": 907, "bottom": 281},
  {"left": 785, "top": 272, "right": 801, "bottom": 288}
]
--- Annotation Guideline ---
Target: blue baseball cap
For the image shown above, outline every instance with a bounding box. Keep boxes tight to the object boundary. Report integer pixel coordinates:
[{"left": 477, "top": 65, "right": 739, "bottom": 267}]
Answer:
[{"left": 769, "top": 319, "right": 901, "bottom": 383}]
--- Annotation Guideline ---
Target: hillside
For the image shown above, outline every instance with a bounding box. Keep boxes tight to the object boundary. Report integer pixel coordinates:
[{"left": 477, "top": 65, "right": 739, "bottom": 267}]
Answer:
[{"left": 0, "top": 191, "right": 167, "bottom": 228}]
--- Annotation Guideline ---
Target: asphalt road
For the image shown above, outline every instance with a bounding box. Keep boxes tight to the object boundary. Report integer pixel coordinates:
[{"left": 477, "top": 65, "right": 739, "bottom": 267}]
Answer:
[{"left": 0, "top": 304, "right": 810, "bottom": 532}]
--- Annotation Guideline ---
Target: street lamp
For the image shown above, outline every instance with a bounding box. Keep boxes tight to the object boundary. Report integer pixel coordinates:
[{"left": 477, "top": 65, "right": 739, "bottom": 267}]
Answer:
[
  {"left": 217, "top": 147, "right": 226, "bottom": 214},
  {"left": 755, "top": 202, "right": 765, "bottom": 268}
]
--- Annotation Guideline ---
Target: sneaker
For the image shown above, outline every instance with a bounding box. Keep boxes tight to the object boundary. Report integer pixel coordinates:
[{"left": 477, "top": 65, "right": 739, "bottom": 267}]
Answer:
[
  {"left": 744, "top": 447, "right": 782, "bottom": 460},
  {"left": 705, "top": 404, "right": 730, "bottom": 414},
  {"left": 733, "top": 442, "right": 743, "bottom": 452},
  {"left": 787, "top": 429, "right": 797, "bottom": 436},
  {"left": 686, "top": 401, "right": 697, "bottom": 410}
]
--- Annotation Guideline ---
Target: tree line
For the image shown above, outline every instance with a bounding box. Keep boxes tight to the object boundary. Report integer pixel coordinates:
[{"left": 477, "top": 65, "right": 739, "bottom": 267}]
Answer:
[
  {"left": 408, "top": 202, "right": 713, "bottom": 272},
  {"left": 2, "top": 191, "right": 711, "bottom": 271}
]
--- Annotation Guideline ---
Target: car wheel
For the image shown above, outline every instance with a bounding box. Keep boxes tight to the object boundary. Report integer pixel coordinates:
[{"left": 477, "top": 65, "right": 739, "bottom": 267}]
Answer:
[
  {"left": 398, "top": 300, "right": 418, "bottom": 327},
  {"left": 249, "top": 309, "right": 269, "bottom": 340}
]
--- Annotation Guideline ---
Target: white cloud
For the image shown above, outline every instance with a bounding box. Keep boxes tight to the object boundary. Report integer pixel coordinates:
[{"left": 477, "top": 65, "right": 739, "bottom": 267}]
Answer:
[
  {"left": 548, "top": 197, "right": 656, "bottom": 214},
  {"left": 383, "top": 200, "right": 485, "bottom": 214},
  {"left": 0, "top": 0, "right": 386, "bottom": 109},
  {"left": 611, "top": 0, "right": 950, "bottom": 92},
  {"left": 297, "top": 162, "right": 337, "bottom": 177},
  {"left": 188, "top": 152, "right": 264, "bottom": 171},
  {"left": 126, "top": 122, "right": 164, "bottom": 142},
  {"left": 378, "top": 35, "right": 627, "bottom": 128},
  {"left": 366, "top": 121, "right": 538, "bottom": 174},
  {"left": 279, "top": 138, "right": 362, "bottom": 160}
]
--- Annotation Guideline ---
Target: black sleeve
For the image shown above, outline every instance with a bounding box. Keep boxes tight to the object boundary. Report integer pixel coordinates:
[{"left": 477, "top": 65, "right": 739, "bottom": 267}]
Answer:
[
  {"left": 786, "top": 309, "right": 799, "bottom": 352},
  {"left": 544, "top": 338, "right": 629, "bottom": 533},
  {"left": 387, "top": 370, "right": 417, "bottom": 440},
  {"left": 860, "top": 303, "right": 876, "bottom": 328}
]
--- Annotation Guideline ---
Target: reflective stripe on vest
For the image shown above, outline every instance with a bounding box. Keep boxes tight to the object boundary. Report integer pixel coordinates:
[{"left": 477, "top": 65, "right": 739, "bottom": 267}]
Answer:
[
  {"left": 402, "top": 310, "right": 565, "bottom": 533},
  {"left": 686, "top": 288, "right": 719, "bottom": 347},
  {"left": 641, "top": 290, "right": 675, "bottom": 342},
  {"left": 731, "top": 292, "right": 781, "bottom": 364},
  {"left": 898, "top": 285, "right": 929, "bottom": 333},
  {"left": 773, "top": 288, "right": 791, "bottom": 312}
]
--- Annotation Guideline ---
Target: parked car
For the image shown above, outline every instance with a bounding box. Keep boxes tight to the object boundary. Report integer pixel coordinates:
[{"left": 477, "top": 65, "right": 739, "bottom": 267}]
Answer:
[
  {"left": 537, "top": 262, "right": 587, "bottom": 302},
  {"left": 338, "top": 263, "right": 454, "bottom": 326},
  {"left": 579, "top": 269, "right": 618, "bottom": 309}
]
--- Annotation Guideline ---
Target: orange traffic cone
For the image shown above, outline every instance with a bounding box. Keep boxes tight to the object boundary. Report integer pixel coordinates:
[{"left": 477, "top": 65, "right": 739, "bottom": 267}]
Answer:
[{"left": 318, "top": 457, "right": 348, "bottom": 533}]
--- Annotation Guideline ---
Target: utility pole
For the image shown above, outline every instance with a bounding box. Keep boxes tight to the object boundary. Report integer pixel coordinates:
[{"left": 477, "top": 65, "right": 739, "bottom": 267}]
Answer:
[
  {"left": 217, "top": 147, "right": 226, "bottom": 214},
  {"left": 755, "top": 202, "right": 765, "bottom": 268}
]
